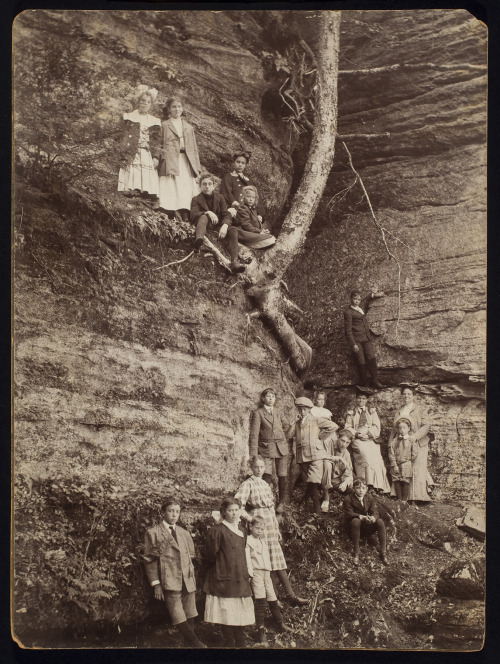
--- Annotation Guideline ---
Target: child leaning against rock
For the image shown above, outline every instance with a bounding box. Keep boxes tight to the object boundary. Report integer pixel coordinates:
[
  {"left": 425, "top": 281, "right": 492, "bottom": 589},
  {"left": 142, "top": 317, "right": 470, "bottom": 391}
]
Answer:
[{"left": 143, "top": 497, "right": 206, "bottom": 648}]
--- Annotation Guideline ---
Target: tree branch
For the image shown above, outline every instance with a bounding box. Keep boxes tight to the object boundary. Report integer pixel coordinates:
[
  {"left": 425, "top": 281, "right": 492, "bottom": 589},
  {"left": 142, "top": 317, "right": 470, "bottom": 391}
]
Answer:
[{"left": 339, "top": 62, "right": 486, "bottom": 75}]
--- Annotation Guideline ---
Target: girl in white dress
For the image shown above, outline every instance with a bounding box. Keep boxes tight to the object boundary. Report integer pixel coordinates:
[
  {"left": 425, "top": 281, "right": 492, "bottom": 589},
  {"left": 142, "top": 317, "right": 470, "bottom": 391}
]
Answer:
[{"left": 117, "top": 87, "right": 160, "bottom": 198}]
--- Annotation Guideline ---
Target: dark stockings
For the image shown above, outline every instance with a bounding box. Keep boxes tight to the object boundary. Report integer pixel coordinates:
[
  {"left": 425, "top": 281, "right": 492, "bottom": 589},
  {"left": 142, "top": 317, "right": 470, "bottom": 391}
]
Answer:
[
  {"left": 350, "top": 518, "right": 387, "bottom": 556},
  {"left": 220, "top": 625, "right": 246, "bottom": 648},
  {"left": 176, "top": 619, "right": 204, "bottom": 647},
  {"left": 278, "top": 476, "right": 287, "bottom": 505}
]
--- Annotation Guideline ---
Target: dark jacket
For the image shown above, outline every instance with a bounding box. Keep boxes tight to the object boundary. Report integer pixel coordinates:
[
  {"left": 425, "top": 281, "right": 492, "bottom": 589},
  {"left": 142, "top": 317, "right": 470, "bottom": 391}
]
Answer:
[
  {"left": 118, "top": 114, "right": 161, "bottom": 167},
  {"left": 220, "top": 172, "right": 265, "bottom": 217},
  {"left": 190, "top": 192, "right": 231, "bottom": 227},
  {"left": 343, "top": 492, "right": 380, "bottom": 522},
  {"left": 158, "top": 117, "right": 201, "bottom": 178},
  {"left": 249, "top": 407, "right": 290, "bottom": 459},
  {"left": 203, "top": 523, "right": 252, "bottom": 598},
  {"left": 233, "top": 204, "right": 264, "bottom": 233},
  {"left": 343, "top": 295, "right": 375, "bottom": 349}
]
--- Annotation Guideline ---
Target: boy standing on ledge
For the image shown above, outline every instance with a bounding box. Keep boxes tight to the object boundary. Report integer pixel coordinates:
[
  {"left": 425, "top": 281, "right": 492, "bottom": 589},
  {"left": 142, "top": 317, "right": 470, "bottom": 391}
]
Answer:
[{"left": 343, "top": 290, "right": 385, "bottom": 389}]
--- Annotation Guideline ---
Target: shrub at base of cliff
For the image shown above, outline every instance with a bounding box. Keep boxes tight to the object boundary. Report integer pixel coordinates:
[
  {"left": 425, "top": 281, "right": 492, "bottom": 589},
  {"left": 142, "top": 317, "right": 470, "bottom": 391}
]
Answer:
[{"left": 13, "top": 473, "right": 219, "bottom": 647}]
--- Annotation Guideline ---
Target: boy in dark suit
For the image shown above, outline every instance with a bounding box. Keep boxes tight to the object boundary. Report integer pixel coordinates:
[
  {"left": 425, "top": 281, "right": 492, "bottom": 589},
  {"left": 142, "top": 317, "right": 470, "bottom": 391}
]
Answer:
[
  {"left": 344, "top": 478, "right": 388, "bottom": 566},
  {"left": 343, "top": 290, "right": 385, "bottom": 389},
  {"left": 144, "top": 498, "right": 206, "bottom": 647},
  {"left": 190, "top": 173, "right": 245, "bottom": 273}
]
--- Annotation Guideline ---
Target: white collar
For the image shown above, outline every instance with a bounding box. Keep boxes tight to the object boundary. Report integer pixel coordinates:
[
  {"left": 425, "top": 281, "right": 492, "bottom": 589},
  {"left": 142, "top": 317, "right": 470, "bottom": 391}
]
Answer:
[
  {"left": 222, "top": 519, "right": 243, "bottom": 536},
  {"left": 351, "top": 305, "right": 365, "bottom": 315},
  {"left": 163, "top": 520, "right": 176, "bottom": 530},
  {"left": 124, "top": 110, "right": 161, "bottom": 127},
  {"left": 263, "top": 405, "right": 273, "bottom": 413},
  {"left": 230, "top": 171, "right": 249, "bottom": 181}
]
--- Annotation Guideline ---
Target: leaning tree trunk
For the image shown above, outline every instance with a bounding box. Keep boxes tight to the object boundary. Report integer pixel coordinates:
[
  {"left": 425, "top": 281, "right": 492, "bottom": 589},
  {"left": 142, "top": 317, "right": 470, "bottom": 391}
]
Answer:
[{"left": 245, "top": 10, "right": 341, "bottom": 373}]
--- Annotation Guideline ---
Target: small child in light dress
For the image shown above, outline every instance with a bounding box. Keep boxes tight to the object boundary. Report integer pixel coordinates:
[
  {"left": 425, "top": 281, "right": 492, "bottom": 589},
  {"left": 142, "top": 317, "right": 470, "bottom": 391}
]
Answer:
[{"left": 246, "top": 515, "right": 290, "bottom": 647}]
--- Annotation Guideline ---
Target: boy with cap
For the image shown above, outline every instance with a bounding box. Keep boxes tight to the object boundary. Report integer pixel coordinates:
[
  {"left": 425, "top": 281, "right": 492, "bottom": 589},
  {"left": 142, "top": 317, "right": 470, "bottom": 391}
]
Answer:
[
  {"left": 289, "top": 397, "right": 338, "bottom": 516},
  {"left": 343, "top": 290, "right": 385, "bottom": 389}
]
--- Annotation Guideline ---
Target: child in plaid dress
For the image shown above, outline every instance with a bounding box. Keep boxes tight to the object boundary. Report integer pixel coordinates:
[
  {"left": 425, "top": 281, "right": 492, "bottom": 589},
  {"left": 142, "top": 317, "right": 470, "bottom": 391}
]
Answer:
[{"left": 235, "top": 456, "right": 308, "bottom": 606}]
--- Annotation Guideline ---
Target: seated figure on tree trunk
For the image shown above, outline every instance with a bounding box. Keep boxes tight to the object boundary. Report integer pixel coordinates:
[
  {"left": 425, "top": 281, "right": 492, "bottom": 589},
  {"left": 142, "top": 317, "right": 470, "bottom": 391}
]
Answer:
[
  {"left": 190, "top": 173, "right": 246, "bottom": 274},
  {"left": 232, "top": 186, "right": 276, "bottom": 250},
  {"left": 343, "top": 289, "right": 385, "bottom": 389}
]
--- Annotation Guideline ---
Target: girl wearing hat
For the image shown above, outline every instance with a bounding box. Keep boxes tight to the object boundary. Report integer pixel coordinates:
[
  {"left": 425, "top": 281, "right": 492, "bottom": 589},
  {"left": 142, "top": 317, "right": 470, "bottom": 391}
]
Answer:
[
  {"left": 388, "top": 418, "right": 417, "bottom": 502},
  {"left": 231, "top": 186, "right": 276, "bottom": 250},
  {"left": 221, "top": 151, "right": 265, "bottom": 220},
  {"left": 117, "top": 86, "right": 161, "bottom": 199},
  {"left": 388, "top": 385, "right": 434, "bottom": 501},
  {"left": 158, "top": 96, "right": 201, "bottom": 221}
]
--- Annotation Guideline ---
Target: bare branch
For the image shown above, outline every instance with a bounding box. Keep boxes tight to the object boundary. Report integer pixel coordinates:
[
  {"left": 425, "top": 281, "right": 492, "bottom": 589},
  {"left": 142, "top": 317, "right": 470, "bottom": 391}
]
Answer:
[
  {"left": 339, "top": 62, "right": 486, "bottom": 75},
  {"left": 154, "top": 250, "right": 195, "bottom": 271}
]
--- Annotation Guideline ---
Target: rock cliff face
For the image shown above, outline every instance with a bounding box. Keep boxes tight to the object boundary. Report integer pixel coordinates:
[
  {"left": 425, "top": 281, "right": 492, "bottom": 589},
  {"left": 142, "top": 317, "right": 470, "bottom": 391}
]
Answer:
[
  {"left": 286, "top": 9, "right": 486, "bottom": 506},
  {"left": 13, "top": 8, "right": 486, "bottom": 643},
  {"left": 14, "top": 9, "right": 301, "bottom": 495}
]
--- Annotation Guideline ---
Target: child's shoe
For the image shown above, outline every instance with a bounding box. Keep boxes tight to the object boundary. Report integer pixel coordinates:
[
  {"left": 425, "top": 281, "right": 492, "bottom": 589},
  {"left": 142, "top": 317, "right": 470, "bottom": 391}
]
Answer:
[
  {"left": 353, "top": 554, "right": 360, "bottom": 566},
  {"left": 320, "top": 499, "right": 330, "bottom": 513},
  {"left": 194, "top": 237, "right": 204, "bottom": 251},
  {"left": 230, "top": 259, "right": 246, "bottom": 273},
  {"left": 380, "top": 551, "right": 389, "bottom": 565},
  {"left": 257, "top": 627, "right": 269, "bottom": 647}
]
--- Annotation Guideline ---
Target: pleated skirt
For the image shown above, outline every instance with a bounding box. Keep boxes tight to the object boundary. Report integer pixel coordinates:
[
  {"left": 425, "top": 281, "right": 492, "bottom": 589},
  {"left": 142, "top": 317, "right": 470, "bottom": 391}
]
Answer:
[
  {"left": 236, "top": 228, "right": 276, "bottom": 249},
  {"left": 204, "top": 594, "right": 255, "bottom": 626},
  {"left": 118, "top": 148, "right": 159, "bottom": 196}
]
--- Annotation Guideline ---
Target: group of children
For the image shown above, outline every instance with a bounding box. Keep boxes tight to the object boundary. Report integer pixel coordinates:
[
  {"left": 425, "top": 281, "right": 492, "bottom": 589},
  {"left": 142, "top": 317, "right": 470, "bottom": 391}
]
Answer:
[
  {"left": 144, "top": 485, "right": 296, "bottom": 650},
  {"left": 118, "top": 89, "right": 276, "bottom": 274}
]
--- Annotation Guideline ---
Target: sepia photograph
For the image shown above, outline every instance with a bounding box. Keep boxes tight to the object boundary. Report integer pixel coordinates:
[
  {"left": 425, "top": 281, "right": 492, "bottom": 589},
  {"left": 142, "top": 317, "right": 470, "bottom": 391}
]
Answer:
[{"left": 12, "top": 7, "right": 486, "bottom": 651}]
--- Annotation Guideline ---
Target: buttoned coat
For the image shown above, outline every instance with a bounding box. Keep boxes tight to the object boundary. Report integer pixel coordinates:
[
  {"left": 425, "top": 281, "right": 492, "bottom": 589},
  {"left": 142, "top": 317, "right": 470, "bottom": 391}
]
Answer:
[
  {"left": 345, "top": 407, "right": 381, "bottom": 440},
  {"left": 249, "top": 407, "right": 290, "bottom": 459},
  {"left": 190, "top": 192, "right": 231, "bottom": 227},
  {"left": 158, "top": 117, "right": 201, "bottom": 178},
  {"left": 343, "top": 492, "right": 380, "bottom": 522},
  {"left": 118, "top": 113, "right": 161, "bottom": 167},
  {"left": 292, "top": 414, "right": 338, "bottom": 464},
  {"left": 144, "top": 522, "right": 196, "bottom": 593},
  {"left": 203, "top": 523, "right": 252, "bottom": 598},
  {"left": 220, "top": 172, "right": 265, "bottom": 217},
  {"left": 343, "top": 295, "right": 375, "bottom": 349}
]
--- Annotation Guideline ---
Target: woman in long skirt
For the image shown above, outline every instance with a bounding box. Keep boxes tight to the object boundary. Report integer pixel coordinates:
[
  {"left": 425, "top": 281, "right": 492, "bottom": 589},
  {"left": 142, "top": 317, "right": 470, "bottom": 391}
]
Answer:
[
  {"left": 388, "top": 385, "right": 434, "bottom": 501},
  {"left": 158, "top": 96, "right": 201, "bottom": 221}
]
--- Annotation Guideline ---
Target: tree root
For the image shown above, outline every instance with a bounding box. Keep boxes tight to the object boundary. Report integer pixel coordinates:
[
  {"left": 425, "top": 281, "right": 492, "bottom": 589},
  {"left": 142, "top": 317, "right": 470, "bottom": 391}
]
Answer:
[{"left": 247, "top": 283, "right": 312, "bottom": 373}]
